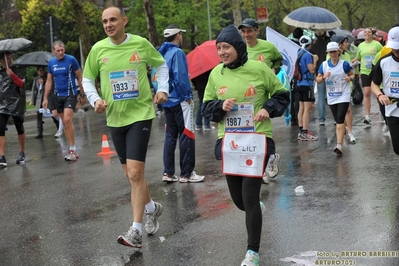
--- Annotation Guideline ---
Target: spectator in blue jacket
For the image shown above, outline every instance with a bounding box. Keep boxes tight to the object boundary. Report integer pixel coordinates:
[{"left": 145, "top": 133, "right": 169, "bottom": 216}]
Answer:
[{"left": 158, "top": 24, "right": 205, "bottom": 183}]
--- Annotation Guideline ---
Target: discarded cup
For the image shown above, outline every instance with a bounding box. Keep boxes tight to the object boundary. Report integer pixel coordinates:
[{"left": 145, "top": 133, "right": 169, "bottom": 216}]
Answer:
[{"left": 294, "top": 185, "right": 305, "bottom": 195}]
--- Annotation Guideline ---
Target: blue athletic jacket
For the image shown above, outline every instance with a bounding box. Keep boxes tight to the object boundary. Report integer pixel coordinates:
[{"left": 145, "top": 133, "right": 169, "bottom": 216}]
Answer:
[{"left": 158, "top": 42, "right": 193, "bottom": 107}]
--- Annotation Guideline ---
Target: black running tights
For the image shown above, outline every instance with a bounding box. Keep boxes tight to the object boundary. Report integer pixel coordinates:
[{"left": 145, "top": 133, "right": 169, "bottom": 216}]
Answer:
[
  {"left": 225, "top": 175, "right": 263, "bottom": 253},
  {"left": 387, "top": 116, "right": 399, "bottom": 155}
]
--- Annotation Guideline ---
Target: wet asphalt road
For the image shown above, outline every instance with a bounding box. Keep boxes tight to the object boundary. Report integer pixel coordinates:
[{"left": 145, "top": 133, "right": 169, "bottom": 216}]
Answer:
[{"left": 0, "top": 99, "right": 398, "bottom": 266}]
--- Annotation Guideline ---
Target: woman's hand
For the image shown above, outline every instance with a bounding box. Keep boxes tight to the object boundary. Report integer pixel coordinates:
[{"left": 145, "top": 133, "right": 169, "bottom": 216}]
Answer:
[
  {"left": 222, "top": 98, "right": 237, "bottom": 112},
  {"left": 253, "top": 108, "right": 270, "bottom": 122}
]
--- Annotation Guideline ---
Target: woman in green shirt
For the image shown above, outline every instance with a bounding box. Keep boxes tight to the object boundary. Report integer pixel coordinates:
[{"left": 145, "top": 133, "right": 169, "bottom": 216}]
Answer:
[{"left": 352, "top": 28, "right": 383, "bottom": 124}]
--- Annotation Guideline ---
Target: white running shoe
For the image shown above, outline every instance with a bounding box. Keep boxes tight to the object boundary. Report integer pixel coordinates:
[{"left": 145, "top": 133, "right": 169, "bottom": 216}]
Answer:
[
  {"left": 180, "top": 171, "right": 205, "bottom": 183},
  {"left": 262, "top": 171, "right": 269, "bottom": 184},
  {"left": 348, "top": 132, "right": 356, "bottom": 144},
  {"left": 54, "top": 130, "right": 63, "bottom": 138},
  {"left": 334, "top": 145, "right": 343, "bottom": 155},
  {"left": 382, "top": 124, "right": 389, "bottom": 133},
  {"left": 266, "top": 154, "right": 280, "bottom": 178},
  {"left": 162, "top": 174, "right": 179, "bottom": 182},
  {"left": 241, "top": 250, "right": 259, "bottom": 266},
  {"left": 363, "top": 115, "right": 371, "bottom": 125},
  {"left": 144, "top": 202, "right": 163, "bottom": 235},
  {"left": 64, "top": 150, "right": 79, "bottom": 161},
  {"left": 117, "top": 226, "right": 142, "bottom": 248}
]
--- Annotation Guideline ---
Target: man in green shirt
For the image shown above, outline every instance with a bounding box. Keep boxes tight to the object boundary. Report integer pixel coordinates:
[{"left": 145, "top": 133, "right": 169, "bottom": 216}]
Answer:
[
  {"left": 82, "top": 6, "right": 169, "bottom": 248},
  {"left": 238, "top": 18, "right": 283, "bottom": 183},
  {"left": 238, "top": 18, "right": 283, "bottom": 73}
]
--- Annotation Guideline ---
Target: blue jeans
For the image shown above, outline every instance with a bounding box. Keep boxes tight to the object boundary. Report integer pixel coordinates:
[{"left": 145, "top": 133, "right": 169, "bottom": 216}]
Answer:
[
  {"left": 195, "top": 97, "right": 210, "bottom": 127},
  {"left": 317, "top": 81, "right": 326, "bottom": 123}
]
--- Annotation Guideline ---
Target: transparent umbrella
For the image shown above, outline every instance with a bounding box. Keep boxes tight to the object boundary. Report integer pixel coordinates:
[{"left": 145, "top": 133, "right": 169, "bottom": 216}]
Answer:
[{"left": 0, "top": 38, "right": 32, "bottom": 68}]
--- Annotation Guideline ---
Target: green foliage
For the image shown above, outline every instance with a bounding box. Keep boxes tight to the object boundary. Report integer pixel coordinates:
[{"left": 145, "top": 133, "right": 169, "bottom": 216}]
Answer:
[
  {"left": 125, "top": 0, "right": 228, "bottom": 48},
  {"left": 15, "top": 0, "right": 103, "bottom": 58},
  {"left": 1, "top": 0, "right": 398, "bottom": 58},
  {"left": 24, "top": 66, "right": 38, "bottom": 92}
]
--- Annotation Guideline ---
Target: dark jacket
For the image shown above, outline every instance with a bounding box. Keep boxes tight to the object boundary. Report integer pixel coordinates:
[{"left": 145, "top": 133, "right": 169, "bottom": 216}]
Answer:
[
  {"left": 0, "top": 66, "right": 26, "bottom": 118},
  {"left": 310, "top": 35, "right": 330, "bottom": 74}
]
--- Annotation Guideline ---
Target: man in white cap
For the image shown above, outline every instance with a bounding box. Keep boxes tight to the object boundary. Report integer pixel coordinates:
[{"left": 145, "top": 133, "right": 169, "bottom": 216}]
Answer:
[
  {"left": 158, "top": 25, "right": 205, "bottom": 183},
  {"left": 370, "top": 26, "right": 399, "bottom": 155}
]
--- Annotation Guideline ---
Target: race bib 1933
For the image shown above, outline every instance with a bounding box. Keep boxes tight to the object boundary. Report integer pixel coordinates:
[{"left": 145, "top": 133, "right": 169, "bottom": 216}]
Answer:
[{"left": 109, "top": 69, "right": 139, "bottom": 101}]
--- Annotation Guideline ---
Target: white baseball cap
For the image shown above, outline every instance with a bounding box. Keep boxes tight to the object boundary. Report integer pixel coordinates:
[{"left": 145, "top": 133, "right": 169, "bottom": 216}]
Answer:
[
  {"left": 164, "top": 25, "right": 186, "bottom": 37},
  {"left": 386, "top": 27, "right": 399, "bottom": 50},
  {"left": 299, "top": 36, "right": 312, "bottom": 48},
  {"left": 326, "top": 42, "right": 340, "bottom": 52}
]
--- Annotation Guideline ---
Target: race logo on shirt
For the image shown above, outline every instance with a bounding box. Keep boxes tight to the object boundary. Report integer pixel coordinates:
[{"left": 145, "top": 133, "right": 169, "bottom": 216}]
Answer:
[
  {"left": 257, "top": 53, "right": 266, "bottom": 62},
  {"left": 129, "top": 52, "right": 141, "bottom": 64},
  {"left": 244, "top": 84, "right": 257, "bottom": 98},
  {"left": 101, "top": 57, "right": 109, "bottom": 64},
  {"left": 217, "top": 86, "right": 228, "bottom": 96}
]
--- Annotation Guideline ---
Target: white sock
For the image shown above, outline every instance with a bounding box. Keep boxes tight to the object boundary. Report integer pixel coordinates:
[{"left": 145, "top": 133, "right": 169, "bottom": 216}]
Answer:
[
  {"left": 145, "top": 200, "right": 156, "bottom": 213},
  {"left": 70, "top": 145, "right": 76, "bottom": 151},
  {"left": 132, "top": 222, "right": 142, "bottom": 235},
  {"left": 58, "top": 117, "right": 64, "bottom": 131}
]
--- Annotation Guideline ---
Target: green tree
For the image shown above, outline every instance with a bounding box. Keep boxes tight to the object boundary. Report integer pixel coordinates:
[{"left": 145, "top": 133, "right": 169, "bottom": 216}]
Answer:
[
  {"left": 17, "top": 0, "right": 103, "bottom": 59},
  {"left": 124, "top": 0, "right": 227, "bottom": 49}
]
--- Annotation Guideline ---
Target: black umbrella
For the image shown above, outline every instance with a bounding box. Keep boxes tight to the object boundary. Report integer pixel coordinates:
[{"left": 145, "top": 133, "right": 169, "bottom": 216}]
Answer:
[
  {"left": 331, "top": 28, "right": 355, "bottom": 44},
  {"left": 0, "top": 37, "right": 32, "bottom": 68},
  {"left": 14, "top": 51, "right": 55, "bottom": 66}
]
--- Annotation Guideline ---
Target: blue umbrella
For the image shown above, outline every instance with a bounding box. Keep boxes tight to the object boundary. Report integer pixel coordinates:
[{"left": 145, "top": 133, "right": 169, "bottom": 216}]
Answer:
[{"left": 283, "top": 6, "right": 342, "bottom": 30}]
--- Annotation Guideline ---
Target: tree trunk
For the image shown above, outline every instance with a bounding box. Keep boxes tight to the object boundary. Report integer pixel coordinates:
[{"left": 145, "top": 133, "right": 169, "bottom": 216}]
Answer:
[
  {"left": 142, "top": 0, "right": 159, "bottom": 47},
  {"left": 70, "top": 0, "right": 91, "bottom": 68},
  {"left": 231, "top": 0, "right": 242, "bottom": 27}
]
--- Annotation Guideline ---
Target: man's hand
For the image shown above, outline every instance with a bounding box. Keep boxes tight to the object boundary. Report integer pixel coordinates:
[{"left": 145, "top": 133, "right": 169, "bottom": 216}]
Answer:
[
  {"left": 78, "top": 94, "right": 87, "bottom": 105},
  {"left": 42, "top": 98, "right": 48, "bottom": 109},
  {"left": 94, "top": 99, "right": 107, "bottom": 114},
  {"left": 154, "top": 92, "right": 168, "bottom": 104}
]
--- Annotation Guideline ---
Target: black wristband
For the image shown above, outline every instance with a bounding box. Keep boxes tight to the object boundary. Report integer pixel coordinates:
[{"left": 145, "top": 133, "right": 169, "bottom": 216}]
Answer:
[{"left": 79, "top": 93, "right": 86, "bottom": 97}]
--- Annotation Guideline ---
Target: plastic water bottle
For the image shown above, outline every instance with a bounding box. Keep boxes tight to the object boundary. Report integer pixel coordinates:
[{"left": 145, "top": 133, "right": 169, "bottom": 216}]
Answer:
[
  {"left": 260, "top": 201, "right": 265, "bottom": 214},
  {"left": 39, "top": 108, "right": 52, "bottom": 118},
  {"left": 285, "top": 114, "right": 291, "bottom": 126}
]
